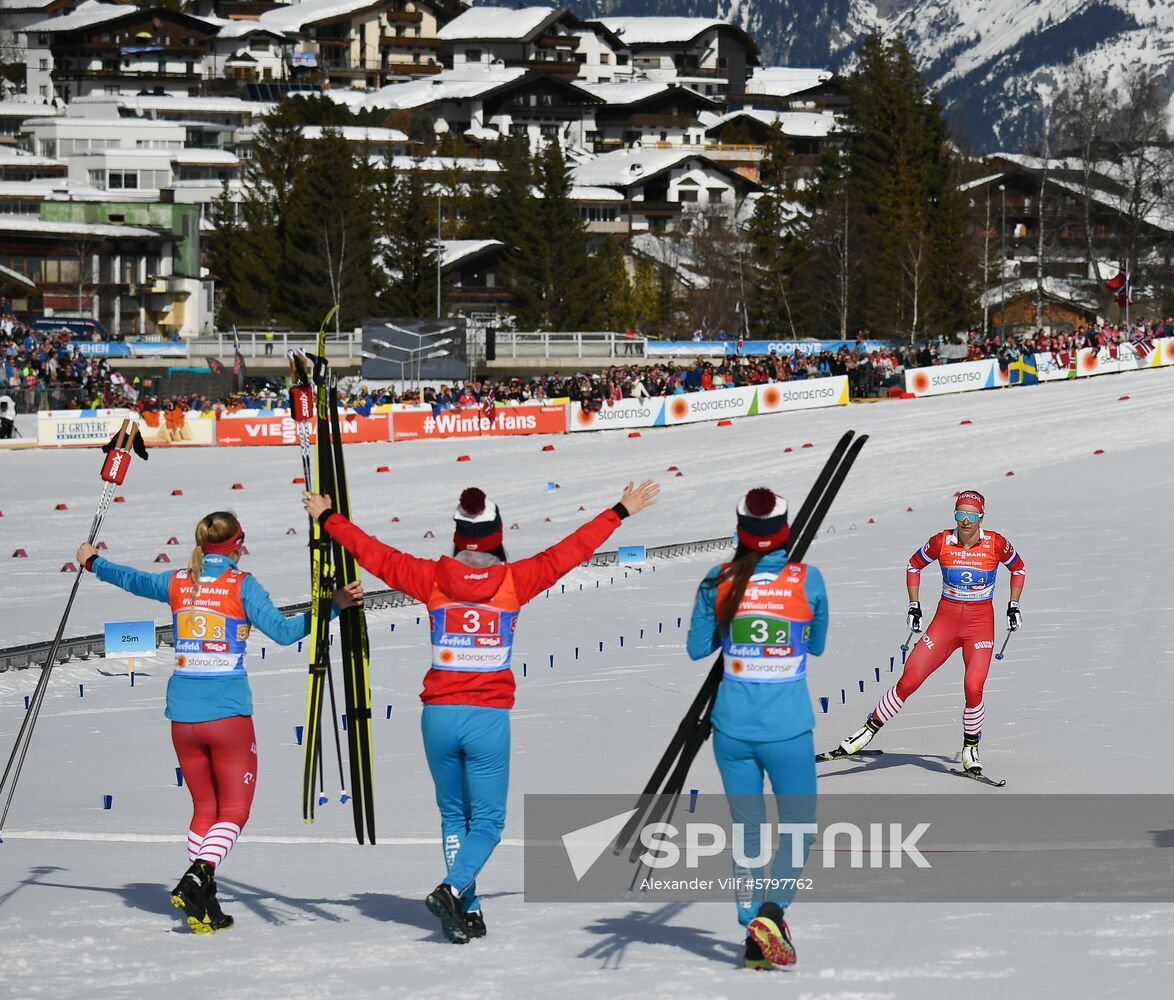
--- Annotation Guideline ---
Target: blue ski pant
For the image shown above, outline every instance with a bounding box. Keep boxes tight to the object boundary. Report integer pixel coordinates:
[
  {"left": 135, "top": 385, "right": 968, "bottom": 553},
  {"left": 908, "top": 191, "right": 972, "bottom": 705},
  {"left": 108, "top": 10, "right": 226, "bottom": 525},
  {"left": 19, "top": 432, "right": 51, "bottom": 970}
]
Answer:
[
  {"left": 421, "top": 704, "right": 510, "bottom": 912},
  {"left": 712, "top": 728, "right": 817, "bottom": 927}
]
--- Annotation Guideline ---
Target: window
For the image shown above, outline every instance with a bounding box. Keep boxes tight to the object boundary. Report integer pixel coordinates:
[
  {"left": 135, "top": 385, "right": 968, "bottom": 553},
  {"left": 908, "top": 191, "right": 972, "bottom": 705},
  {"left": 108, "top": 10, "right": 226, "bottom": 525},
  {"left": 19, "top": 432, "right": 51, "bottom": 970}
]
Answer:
[
  {"left": 108, "top": 170, "right": 139, "bottom": 189},
  {"left": 104, "top": 84, "right": 121, "bottom": 95},
  {"left": 600, "top": 53, "right": 610, "bottom": 65},
  {"left": 39, "top": 85, "right": 49, "bottom": 98},
  {"left": 250, "top": 39, "right": 269, "bottom": 52},
  {"left": 677, "top": 188, "right": 697, "bottom": 203},
  {"left": 38, "top": 59, "right": 48, "bottom": 71},
  {"left": 618, "top": 54, "right": 629, "bottom": 65},
  {"left": 57, "top": 138, "right": 73, "bottom": 155},
  {"left": 89, "top": 169, "right": 106, "bottom": 187},
  {"left": 466, "top": 49, "right": 482, "bottom": 62}
]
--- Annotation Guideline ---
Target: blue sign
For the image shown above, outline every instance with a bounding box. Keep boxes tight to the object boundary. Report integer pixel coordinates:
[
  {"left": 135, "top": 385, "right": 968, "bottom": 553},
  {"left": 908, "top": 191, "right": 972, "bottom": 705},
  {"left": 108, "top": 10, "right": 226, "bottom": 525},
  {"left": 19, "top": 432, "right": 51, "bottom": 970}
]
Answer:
[
  {"left": 69, "top": 342, "right": 188, "bottom": 358},
  {"left": 617, "top": 545, "right": 646, "bottom": 564},
  {"left": 646, "top": 340, "right": 888, "bottom": 358},
  {"left": 103, "top": 620, "right": 157, "bottom": 659}
]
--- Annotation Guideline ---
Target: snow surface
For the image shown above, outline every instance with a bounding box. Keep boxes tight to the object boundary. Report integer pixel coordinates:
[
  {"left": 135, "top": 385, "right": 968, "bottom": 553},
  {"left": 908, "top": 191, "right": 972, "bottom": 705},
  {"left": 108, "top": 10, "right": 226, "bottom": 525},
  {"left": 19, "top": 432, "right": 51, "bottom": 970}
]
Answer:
[
  {"left": 2, "top": 369, "right": 1174, "bottom": 997},
  {"left": 438, "top": 6, "right": 562, "bottom": 42}
]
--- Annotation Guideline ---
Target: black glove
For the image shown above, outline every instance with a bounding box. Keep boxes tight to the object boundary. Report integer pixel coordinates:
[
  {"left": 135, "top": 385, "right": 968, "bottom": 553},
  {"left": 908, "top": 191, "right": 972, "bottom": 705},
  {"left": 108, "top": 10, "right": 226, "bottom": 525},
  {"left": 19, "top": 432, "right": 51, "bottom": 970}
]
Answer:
[
  {"left": 907, "top": 602, "right": 923, "bottom": 632},
  {"left": 1007, "top": 601, "right": 1022, "bottom": 631}
]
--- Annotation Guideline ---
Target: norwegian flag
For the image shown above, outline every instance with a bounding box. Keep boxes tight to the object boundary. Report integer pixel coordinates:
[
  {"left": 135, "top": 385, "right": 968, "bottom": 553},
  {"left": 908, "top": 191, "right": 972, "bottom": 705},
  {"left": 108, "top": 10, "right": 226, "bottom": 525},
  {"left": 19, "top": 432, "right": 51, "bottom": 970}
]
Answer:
[
  {"left": 481, "top": 392, "right": 496, "bottom": 424},
  {"left": 1133, "top": 336, "right": 1155, "bottom": 360}
]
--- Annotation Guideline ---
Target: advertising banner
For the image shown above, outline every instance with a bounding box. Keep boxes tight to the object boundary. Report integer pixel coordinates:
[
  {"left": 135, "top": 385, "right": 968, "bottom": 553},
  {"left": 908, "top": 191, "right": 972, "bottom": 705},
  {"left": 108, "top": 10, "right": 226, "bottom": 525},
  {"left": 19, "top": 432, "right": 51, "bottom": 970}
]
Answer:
[
  {"left": 904, "top": 359, "right": 998, "bottom": 397},
  {"left": 68, "top": 342, "right": 190, "bottom": 358},
  {"left": 753, "top": 377, "right": 850, "bottom": 413},
  {"left": 646, "top": 340, "right": 888, "bottom": 358},
  {"left": 37, "top": 409, "right": 133, "bottom": 447},
  {"left": 662, "top": 385, "right": 758, "bottom": 425},
  {"left": 568, "top": 398, "right": 663, "bottom": 432},
  {"left": 216, "top": 412, "right": 389, "bottom": 446},
  {"left": 391, "top": 405, "right": 566, "bottom": 442}
]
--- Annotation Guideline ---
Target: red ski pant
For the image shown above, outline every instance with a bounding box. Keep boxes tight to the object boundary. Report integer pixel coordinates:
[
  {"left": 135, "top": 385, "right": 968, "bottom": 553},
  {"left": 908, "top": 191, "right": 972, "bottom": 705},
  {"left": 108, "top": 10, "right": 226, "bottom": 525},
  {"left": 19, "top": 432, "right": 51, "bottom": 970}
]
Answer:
[
  {"left": 897, "top": 599, "right": 994, "bottom": 708},
  {"left": 172, "top": 716, "right": 257, "bottom": 841}
]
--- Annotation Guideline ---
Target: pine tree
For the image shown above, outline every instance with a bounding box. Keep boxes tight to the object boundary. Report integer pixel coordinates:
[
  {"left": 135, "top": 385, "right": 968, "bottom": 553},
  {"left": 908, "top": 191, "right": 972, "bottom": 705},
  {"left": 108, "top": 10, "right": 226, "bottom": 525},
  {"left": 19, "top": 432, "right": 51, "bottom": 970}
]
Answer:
[
  {"left": 206, "top": 180, "right": 270, "bottom": 325},
  {"left": 746, "top": 123, "right": 804, "bottom": 337},
  {"left": 378, "top": 160, "right": 439, "bottom": 317},
  {"left": 534, "top": 141, "right": 594, "bottom": 329},
  {"left": 588, "top": 236, "right": 632, "bottom": 330}
]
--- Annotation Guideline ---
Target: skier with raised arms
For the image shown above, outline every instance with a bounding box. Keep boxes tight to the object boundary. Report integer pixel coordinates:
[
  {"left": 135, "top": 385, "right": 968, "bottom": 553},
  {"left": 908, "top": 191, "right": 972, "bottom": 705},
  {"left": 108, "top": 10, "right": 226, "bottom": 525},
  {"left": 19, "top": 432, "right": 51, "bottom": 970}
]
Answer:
[
  {"left": 687, "top": 487, "right": 827, "bottom": 970},
  {"left": 834, "top": 490, "right": 1025, "bottom": 774},
  {"left": 77, "top": 512, "right": 362, "bottom": 933},
  {"left": 303, "top": 480, "right": 659, "bottom": 944}
]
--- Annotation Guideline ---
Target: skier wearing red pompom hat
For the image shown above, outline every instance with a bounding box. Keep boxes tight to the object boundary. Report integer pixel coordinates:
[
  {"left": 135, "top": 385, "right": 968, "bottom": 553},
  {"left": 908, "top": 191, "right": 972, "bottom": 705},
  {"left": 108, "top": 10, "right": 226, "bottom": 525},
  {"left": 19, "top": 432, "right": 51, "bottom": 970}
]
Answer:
[
  {"left": 303, "top": 480, "right": 659, "bottom": 944},
  {"left": 686, "top": 487, "right": 828, "bottom": 970}
]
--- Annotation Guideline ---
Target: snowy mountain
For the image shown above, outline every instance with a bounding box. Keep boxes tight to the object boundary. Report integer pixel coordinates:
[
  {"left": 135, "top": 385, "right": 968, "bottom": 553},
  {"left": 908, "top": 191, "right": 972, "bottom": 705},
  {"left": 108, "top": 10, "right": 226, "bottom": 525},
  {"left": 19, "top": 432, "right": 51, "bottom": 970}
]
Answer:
[{"left": 569, "top": 1, "right": 1174, "bottom": 150}]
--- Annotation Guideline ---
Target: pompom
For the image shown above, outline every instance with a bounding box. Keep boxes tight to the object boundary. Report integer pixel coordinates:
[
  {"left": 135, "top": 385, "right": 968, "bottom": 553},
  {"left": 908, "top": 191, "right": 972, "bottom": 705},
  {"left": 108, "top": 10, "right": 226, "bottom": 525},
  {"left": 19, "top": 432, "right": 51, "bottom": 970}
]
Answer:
[
  {"left": 744, "top": 488, "right": 777, "bottom": 518},
  {"left": 459, "top": 487, "right": 487, "bottom": 516}
]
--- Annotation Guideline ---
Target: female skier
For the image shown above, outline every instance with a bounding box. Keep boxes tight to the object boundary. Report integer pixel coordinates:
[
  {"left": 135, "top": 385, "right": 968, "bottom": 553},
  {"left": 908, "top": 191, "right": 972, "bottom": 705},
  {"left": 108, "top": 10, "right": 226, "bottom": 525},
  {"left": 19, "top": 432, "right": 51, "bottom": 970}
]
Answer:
[
  {"left": 77, "top": 511, "right": 362, "bottom": 933},
  {"left": 834, "top": 490, "right": 1025, "bottom": 773},
  {"left": 303, "top": 480, "right": 659, "bottom": 944},
  {"left": 687, "top": 487, "right": 828, "bottom": 970}
]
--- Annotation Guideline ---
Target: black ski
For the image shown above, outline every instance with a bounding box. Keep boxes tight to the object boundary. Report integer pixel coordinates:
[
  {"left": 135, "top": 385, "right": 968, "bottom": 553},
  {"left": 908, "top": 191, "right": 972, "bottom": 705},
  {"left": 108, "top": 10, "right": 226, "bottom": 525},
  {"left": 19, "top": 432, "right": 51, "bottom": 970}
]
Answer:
[
  {"left": 815, "top": 748, "right": 884, "bottom": 762},
  {"left": 328, "top": 382, "right": 376, "bottom": 844},
  {"left": 949, "top": 768, "right": 1007, "bottom": 787}
]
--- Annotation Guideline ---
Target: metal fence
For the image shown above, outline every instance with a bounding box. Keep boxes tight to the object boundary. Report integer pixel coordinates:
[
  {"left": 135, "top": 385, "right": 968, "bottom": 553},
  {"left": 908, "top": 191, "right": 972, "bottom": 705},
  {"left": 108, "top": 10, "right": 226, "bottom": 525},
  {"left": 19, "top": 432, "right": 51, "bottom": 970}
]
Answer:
[
  {"left": 492, "top": 331, "right": 647, "bottom": 359},
  {"left": 187, "top": 330, "right": 362, "bottom": 360},
  {"left": 0, "top": 536, "right": 732, "bottom": 673},
  {"left": 4, "top": 385, "right": 96, "bottom": 415}
]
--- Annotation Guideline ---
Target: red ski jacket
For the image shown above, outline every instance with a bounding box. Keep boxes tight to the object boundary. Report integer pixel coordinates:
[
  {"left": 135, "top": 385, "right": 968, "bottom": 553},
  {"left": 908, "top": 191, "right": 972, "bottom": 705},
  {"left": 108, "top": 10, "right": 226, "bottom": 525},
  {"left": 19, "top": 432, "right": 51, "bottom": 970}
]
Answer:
[{"left": 323, "top": 509, "right": 624, "bottom": 708}]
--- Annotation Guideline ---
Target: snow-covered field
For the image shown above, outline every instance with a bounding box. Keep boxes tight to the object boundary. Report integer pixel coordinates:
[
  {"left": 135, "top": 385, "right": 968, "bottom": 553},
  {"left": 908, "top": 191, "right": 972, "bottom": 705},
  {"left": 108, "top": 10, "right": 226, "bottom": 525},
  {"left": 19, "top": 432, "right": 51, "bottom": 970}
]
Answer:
[{"left": 1, "top": 369, "right": 1172, "bottom": 999}]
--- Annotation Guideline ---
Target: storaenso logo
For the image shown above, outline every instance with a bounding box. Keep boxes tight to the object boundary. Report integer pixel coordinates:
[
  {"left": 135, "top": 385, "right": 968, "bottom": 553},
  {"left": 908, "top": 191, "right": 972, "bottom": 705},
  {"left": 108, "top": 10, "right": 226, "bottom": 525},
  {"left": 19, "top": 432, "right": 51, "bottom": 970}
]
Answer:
[
  {"left": 637, "top": 822, "right": 930, "bottom": 871},
  {"left": 593, "top": 403, "right": 655, "bottom": 422},
  {"left": 683, "top": 396, "right": 742, "bottom": 414},
  {"left": 781, "top": 386, "right": 835, "bottom": 401},
  {"left": 930, "top": 370, "right": 982, "bottom": 386}
]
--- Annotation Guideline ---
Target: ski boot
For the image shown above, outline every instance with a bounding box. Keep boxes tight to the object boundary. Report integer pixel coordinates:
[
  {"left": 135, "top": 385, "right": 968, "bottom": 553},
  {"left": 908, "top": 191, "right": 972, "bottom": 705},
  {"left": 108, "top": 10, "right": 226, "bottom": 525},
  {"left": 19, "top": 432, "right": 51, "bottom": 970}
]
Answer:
[
  {"left": 744, "top": 934, "right": 774, "bottom": 970},
  {"left": 962, "top": 736, "right": 981, "bottom": 774},
  {"left": 748, "top": 901, "right": 796, "bottom": 967},
  {"left": 201, "top": 870, "right": 235, "bottom": 932},
  {"left": 462, "top": 906, "right": 487, "bottom": 940},
  {"left": 838, "top": 715, "right": 883, "bottom": 755},
  {"left": 170, "top": 860, "right": 216, "bottom": 934},
  {"left": 425, "top": 883, "right": 469, "bottom": 944}
]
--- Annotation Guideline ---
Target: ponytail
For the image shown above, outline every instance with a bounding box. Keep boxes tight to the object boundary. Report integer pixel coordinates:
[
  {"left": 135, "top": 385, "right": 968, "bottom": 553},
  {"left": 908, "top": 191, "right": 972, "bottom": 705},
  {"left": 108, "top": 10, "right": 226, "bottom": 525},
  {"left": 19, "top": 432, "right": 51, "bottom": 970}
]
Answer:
[
  {"left": 188, "top": 511, "right": 241, "bottom": 602},
  {"left": 715, "top": 545, "right": 765, "bottom": 624}
]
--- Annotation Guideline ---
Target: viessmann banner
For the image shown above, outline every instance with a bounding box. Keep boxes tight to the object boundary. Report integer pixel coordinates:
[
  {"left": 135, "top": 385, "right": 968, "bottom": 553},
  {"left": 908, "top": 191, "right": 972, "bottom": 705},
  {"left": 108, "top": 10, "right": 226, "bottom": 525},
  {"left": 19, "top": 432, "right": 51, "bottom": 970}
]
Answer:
[
  {"left": 391, "top": 405, "right": 567, "bottom": 441},
  {"left": 216, "top": 412, "right": 389, "bottom": 446},
  {"left": 569, "top": 377, "right": 849, "bottom": 431}
]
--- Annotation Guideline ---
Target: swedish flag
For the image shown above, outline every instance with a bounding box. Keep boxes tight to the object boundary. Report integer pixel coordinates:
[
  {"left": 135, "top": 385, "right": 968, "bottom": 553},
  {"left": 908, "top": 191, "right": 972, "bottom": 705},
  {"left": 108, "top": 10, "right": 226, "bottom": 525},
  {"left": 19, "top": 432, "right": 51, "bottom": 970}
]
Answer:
[{"left": 1008, "top": 353, "right": 1039, "bottom": 385}]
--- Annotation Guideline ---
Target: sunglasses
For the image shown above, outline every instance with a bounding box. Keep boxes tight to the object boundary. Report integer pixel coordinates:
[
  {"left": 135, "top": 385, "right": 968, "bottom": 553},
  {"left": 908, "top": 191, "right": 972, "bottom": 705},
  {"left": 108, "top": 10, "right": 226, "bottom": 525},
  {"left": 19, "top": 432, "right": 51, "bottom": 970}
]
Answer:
[{"left": 954, "top": 511, "right": 982, "bottom": 524}]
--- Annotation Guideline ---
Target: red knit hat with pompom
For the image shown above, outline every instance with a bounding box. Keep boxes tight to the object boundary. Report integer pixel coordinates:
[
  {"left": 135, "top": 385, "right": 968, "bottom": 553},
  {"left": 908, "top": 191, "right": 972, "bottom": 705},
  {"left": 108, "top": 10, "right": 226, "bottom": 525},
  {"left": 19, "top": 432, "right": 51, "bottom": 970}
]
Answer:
[
  {"left": 453, "top": 487, "right": 503, "bottom": 551},
  {"left": 735, "top": 488, "right": 790, "bottom": 552}
]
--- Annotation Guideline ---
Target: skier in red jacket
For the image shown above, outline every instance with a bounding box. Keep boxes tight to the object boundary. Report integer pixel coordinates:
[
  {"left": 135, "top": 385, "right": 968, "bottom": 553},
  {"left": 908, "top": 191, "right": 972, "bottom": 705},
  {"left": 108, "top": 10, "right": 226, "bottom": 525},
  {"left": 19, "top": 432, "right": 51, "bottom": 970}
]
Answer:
[{"left": 303, "top": 481, "right": 659, "bottom": 944}]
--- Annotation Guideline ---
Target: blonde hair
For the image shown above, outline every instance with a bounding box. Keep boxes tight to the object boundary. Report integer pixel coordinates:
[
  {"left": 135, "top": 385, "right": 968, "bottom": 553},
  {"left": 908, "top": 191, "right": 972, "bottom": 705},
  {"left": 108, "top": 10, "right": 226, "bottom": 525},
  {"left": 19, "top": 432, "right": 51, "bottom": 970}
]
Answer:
[{"left": 188, "top": 511, "right": 242, "bottom": 600}]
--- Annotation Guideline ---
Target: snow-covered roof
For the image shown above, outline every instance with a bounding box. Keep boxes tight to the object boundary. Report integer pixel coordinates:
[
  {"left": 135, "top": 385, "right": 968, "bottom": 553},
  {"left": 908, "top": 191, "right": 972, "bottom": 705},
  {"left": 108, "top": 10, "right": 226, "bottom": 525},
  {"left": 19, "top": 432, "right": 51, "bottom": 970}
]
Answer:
[
  {"left": 0, "top": 217, "right": 168, "bottom": 239},
  {"left": 371, "top": 155, "right": 501, "bottom": 173},
  {"left": 70, "top": 94, "right": 273, "bottom": 117},
  {"left": 0, "top": 180, "right": 58, "bottom": 196},
  {"left": 569, "top": 185, "right": 625, "bottom": 202},
  {"left": 300, "top": 125, "right": 410, "bottom": 143},
  {"left": 0, "top": 262, "right": 36, "bottom": 289},
  {"left": 438, "top": 6, "right": 561, "bottom": 42},
  {"left": 441, "top": 239, "right": 505, "bottom": 269},
  {"left": 0, "top": 0, "right": 64, "bottom": 11},
  {"left": 598, "top": 17, "right": 731, "bottom": 46},
  {"left": 706, "top": 109, "right": 838, "bottom": 138},
  {"left": 745, "top": 67, "right": 834, "bottom": 99},
  {"left": 959, "top": 172, "right": 1005, "bottom": 192},
  {"left": 0, "top": 147, "right": 64, "bottom": 167},
  {"left": 358, "top": 68, "right": 528, "bottom": 112},
  {"left": 978, "top": 277, "right": 1099, "bottom": 311},
  {"left": 24, "top": 116, "right": 184, "bottom": 131},
  {"left": 172, "top": 148, "right": 239, "bottom": 166},
  {"left": 24, "top": 1, "right": 145, "bottom": 34},
  {"left": 259, "top": 0, "right": 385, "bottom": 33},
  {"left": 570, "top": 147, "right": 703, "bottom": 188},
  {"left": 204, "top": 16, "right": 289, "bottom": 40},
  {"left": 0, "top": 100, "right": 58, "bottom": 119},
  {"left": 575, "top": 80, "right": 678, "bottom": 107}
]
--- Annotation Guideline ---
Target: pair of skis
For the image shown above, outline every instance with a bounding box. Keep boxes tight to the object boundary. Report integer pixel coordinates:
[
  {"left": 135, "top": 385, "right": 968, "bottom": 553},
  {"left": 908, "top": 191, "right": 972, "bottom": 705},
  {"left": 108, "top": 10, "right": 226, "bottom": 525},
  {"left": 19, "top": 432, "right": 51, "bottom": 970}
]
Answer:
[
  {"left": 611, "top": 430, "right": 868, "bottom": 885},
  {"left": 289, "top": 310, "right": 376, "bottom": 844},
  {"left": 816, "top": 747, "right": 1007, "bottom": 787},
  {"left": 0, "top": 421, "right": 147, "bottom": 835}
]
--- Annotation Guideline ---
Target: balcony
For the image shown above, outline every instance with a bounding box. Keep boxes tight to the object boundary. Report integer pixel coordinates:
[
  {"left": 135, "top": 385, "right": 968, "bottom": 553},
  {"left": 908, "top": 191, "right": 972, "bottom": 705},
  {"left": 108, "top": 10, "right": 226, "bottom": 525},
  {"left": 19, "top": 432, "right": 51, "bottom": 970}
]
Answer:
[
  {"left": 385, "top": 10, "right": 423, "bottom": 22},
  {"left": 535, "top": 35, "right": 579, "bottom": 50},
  {"left": 380, "top": 35, "right": 441, "bottom": 49},
  {"left": 69, "top": 67, "right": 200, "bottom": 81}
]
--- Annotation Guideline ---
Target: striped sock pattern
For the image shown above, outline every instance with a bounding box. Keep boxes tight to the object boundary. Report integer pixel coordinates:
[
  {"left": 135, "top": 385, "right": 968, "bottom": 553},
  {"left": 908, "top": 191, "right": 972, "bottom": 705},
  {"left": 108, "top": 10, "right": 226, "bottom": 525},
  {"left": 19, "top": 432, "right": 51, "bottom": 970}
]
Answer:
[
  {"left": 194, "top": 822, "right": 241, "bottom": 868},
  {"left": 963, "top": 703, "right": 985, "bottom": 737},
  {"left": 186, "top": 829, "right": 203, "bottom": 863},
  {"left": 872, "top": 687, "right": 905, "bottom": 725}
]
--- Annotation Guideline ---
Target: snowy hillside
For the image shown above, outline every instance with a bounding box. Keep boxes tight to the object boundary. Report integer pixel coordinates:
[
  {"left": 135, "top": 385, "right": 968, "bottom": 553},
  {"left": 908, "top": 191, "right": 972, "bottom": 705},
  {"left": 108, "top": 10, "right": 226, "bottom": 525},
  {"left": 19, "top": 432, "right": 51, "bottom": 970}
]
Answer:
[
  {"left": 1, "top": 368, "right": 1173, "bottom": 997},
  {"left": 572, "top": 0, "right": 1174, "bottom": 149}
]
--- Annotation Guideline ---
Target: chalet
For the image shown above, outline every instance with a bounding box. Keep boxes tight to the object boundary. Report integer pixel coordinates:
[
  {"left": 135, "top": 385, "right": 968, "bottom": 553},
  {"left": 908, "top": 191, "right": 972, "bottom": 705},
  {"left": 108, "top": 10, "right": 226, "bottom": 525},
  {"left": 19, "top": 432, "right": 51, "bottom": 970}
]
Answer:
[
  {"left": 734, "top": 67, "right": 849, "bottom": 114},
  {"left": 438, "top": 5, "right": 581, "bottom": 79},
  {"left": 570, "top": 146, "right": 759, "bottom": 236},
  {"left": 0, "top": 98, "right": 59, "bottom": 146},
  {"left": 704, "top": 108, "right": 839, "bottom": 171},
  {"left": 259, "top": 0, "right": 452, "bottom": 91},
  {"left": 576, "top": 80, "right": 717, "bottom": 152},
  {"left": 360, "top": 66, "right": 601, "bottom": 151},
  {"left": 440, "top": 238, "right": 512, "bottom": 318},
  {"left": 591, "top": 17, "right": 759, "bottom": 103}
]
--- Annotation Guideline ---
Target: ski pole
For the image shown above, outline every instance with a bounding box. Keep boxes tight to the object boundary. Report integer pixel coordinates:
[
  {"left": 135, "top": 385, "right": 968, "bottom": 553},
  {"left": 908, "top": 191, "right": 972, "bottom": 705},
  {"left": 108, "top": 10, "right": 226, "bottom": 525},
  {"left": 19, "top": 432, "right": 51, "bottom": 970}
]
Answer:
[
  {"left": 994, "top": 631, "right": 1013, "bottom": 661},
  {"left": 899, "top": 630, "right": 915, "bottom": 654},
  {"left": 0, "top": 420, "right": 145, "bottom": 832}
]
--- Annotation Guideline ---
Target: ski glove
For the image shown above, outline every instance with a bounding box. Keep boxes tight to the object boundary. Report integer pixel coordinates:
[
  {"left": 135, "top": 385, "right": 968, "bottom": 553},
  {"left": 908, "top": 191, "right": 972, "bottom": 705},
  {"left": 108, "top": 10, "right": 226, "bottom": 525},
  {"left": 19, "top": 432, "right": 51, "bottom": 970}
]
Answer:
[
  {"left": 907, "top": 602, "right": 923, "bottom": 632},
  {"left": 1007, "top": 601, "right": 1022, "bottom": 631}
]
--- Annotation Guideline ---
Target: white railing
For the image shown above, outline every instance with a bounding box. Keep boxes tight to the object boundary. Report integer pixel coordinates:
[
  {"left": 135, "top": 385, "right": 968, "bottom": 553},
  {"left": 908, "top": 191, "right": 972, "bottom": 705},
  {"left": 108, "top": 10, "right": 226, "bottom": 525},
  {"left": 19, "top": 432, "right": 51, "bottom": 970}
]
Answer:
[
  {"left": 494, "top": 330, "right": 647, "bottom": 359},
  {"left": 188, "top": 329, "right": 361, "bottom": 359}
]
